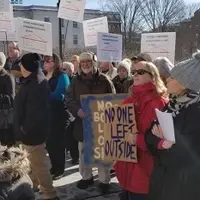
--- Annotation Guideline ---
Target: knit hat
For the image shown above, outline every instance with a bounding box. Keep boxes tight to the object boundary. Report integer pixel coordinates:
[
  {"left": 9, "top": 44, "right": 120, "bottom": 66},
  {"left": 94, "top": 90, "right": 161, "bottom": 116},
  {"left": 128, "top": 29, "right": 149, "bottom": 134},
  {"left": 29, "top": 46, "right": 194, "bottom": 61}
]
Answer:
[
  {"left": 117, "top": 58, "right": 132, "bottom": 75},
  {"left": 171, "top": 51, "right": 200, "bottom": 91},
  {"left": 0, "top": 52, "right": 6, "bottom": 68},
  {"left": 21, "top": 53, "right": 40, "bottom": 72},
  {"left": 153, "top": 57, "right": 174, "bottom": 79}
]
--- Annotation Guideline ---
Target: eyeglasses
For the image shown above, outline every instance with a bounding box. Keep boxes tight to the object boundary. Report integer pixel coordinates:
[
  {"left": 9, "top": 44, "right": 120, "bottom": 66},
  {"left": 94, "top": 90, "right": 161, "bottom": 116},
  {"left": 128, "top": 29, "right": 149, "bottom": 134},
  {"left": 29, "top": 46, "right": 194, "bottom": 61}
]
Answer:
[
  {"left": 62, "top": 68, "right": 67, "bottom": 71},
  {"left": 44, "top": 59, "right": 54, "bottom": 63},
  {"left": 131, "top": 69, "right": 152, "bottom": 76}
]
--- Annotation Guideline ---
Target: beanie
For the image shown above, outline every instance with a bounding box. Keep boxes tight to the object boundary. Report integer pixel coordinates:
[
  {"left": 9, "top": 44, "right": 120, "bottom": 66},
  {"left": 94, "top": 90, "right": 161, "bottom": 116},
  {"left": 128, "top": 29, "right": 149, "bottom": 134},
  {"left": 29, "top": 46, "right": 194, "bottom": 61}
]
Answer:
[
  {"left": 21, "top": 53, "right": 40, "bottom": 72},
  {"left": 0, "top": 52, "right": 6, "bottom": 68},
  {"left": 117, "top": 58, "right": 132, "bottom": 75},
  {"left": 171, "top": 51, "right": 200, "bottom": 91},
  {"left": 153, "top": 57, "right": 174, "bottom": 79}
]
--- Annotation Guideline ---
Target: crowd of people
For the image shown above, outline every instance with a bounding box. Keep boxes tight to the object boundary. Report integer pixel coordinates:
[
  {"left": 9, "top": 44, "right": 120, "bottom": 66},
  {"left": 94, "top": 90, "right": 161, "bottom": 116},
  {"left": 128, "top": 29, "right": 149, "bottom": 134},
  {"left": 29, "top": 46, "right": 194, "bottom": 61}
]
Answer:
[{"left": 0, "top": 41, "right": 200, "bottom": 200}]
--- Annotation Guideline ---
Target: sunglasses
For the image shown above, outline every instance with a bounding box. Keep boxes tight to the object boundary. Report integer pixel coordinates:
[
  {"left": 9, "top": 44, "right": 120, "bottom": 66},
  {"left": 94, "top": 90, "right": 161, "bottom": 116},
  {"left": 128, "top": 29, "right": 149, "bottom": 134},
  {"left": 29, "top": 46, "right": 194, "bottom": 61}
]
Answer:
[{"left": 131, "top": 69, "right": 152, "bottom": 76}]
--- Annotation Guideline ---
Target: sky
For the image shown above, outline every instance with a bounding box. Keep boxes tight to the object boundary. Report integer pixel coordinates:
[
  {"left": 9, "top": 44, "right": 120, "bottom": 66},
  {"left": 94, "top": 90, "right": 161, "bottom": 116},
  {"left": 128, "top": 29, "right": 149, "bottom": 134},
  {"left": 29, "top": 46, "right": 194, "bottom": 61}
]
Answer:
[{"left": 20, "top": 0, "right": 200, "bottom": 8}]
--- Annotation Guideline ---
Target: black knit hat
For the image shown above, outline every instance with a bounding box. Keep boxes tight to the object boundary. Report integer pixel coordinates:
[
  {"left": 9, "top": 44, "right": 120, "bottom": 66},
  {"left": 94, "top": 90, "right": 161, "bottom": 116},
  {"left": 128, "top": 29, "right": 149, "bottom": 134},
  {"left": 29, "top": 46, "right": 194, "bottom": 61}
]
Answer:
[{"left": 21, "top": 53, "right": 40, "bottom": 72}]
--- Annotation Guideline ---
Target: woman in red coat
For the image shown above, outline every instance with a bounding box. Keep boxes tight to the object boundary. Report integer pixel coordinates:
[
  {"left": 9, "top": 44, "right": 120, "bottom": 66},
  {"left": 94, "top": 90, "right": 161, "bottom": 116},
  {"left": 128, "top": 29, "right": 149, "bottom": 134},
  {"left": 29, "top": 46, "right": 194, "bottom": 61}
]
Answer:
[{"left": 115, "top": 61, "right": 168, "bottom": 200}]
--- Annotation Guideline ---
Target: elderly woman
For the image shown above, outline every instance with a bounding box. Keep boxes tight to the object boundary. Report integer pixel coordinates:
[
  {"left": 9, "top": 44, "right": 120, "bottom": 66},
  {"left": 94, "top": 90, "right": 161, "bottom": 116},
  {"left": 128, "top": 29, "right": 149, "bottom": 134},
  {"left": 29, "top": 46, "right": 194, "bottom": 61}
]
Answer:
[
  {"left": 153, "top": 57, "right": 174, "bottom": 85},
  {"left": 145, "top": 51, "right": 200, "bottom": 200},
  {"left": 62, "top": 62, "right": 75, "bottom": 81}
]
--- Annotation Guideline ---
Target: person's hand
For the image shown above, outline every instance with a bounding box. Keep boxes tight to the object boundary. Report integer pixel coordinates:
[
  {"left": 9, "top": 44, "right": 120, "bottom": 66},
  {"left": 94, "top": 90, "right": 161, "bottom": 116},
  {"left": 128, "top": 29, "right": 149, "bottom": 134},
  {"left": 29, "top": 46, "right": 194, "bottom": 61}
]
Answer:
[
  {"left": 152, "top": 125, "right": 164, "bottom": 139},
  {"left": 128, "top": 133, "right": 137, "bottom": 145},
  {"left": 77, "top": 109, "right": 85, "bottom": 119},
  {"left": 162, "top": 140, "right": 174, "bottom": 149}
]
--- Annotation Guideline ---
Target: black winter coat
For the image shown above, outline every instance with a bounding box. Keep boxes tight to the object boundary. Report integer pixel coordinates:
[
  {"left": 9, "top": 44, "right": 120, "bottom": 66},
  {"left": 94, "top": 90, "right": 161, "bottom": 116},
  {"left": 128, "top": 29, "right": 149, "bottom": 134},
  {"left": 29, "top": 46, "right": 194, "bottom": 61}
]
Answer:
[
  {"left": 0, "top": 69, "right": 15, "bottom": 145},
  {"left": 145, "top": 102, "right": 200, "bottom": 200},
  {"left": 14, "top": 69, "right": 51, "bottom": 145}
]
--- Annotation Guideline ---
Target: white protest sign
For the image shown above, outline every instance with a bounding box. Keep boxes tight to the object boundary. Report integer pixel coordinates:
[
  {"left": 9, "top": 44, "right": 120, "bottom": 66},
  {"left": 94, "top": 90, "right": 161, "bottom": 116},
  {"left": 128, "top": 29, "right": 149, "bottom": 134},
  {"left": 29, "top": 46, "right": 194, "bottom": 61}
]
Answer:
[
  {"left": 0, "top": 0, "right": 10, "bottom": 12},
  {"left": 97, "top": 32, "right": 122, "bottom": 62},
  {"left": 141, "top": 32, "right": 176, "bottom": 63},
  {"left": 83, "top": 17, "right": 108, "bottom": 47},
  {"left": 58, "top": 0, "right": 86, "bottom": 22},
  {"left": 0, "top": 4, "right": 14, "bottom": 32},
  {"left": 17, "top": 18, "right": 52, "bottom": 56},
  {"left": 0, "top": 18, "right": 17, "bottom": 41}
]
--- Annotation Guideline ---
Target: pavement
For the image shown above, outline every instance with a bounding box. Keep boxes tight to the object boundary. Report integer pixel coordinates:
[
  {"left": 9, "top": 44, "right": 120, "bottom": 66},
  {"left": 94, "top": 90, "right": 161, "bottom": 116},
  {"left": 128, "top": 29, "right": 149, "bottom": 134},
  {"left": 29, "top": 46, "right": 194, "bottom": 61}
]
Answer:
[{"left": 35, "top": 155, "right": 121, "bottom": 200}]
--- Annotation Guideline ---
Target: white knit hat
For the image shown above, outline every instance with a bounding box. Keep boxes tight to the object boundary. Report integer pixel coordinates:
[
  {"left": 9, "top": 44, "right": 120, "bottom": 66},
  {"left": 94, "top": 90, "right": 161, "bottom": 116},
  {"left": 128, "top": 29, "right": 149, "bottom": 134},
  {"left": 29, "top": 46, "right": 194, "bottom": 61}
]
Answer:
[
  {"left": 117, "top": 58, "right": 132, "bottom": 75},
  {"left": 0, "top": 52, "right": 6, "bottom": 68}
]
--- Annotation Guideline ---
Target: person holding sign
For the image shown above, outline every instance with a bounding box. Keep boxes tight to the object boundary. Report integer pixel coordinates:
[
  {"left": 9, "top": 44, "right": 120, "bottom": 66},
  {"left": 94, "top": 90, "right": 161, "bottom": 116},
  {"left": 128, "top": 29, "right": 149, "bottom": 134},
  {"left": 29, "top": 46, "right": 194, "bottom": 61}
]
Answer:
[
  {"left": 114, "top": 61, "right": 167, "bottom": 200},
  {"left": 65, "top": 51, "right": 115, "bottom": 193},
  {"left": 145, "top": 51, "right": 200, "bottom": 200}
]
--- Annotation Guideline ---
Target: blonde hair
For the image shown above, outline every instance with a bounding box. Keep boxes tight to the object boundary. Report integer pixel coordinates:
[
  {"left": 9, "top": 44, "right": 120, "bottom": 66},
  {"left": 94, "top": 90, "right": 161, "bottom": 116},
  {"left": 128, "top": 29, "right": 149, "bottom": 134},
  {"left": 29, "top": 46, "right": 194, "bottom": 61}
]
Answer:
[{"left": 144, "top": 61, "right": 167, "bottom": 96}]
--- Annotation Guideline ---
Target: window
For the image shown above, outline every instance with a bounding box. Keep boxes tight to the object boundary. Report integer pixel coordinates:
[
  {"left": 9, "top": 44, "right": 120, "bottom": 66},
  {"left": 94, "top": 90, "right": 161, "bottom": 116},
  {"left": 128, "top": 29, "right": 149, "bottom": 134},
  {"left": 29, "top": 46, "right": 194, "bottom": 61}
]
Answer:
[
  {"left": 61, "top": 34, "right": 65, "bottom": 44},
  {"left": 73, "top": 21, "right": 78, "bottom": 28},
  {"left": 73, "top": 35, "right": 78, "bottom": 45},
  {"left": 44, "top": 17, "right": 50, "bottom": 22},
  {"left": 61, "top": 19, "right": 64, "bottom": 28}
]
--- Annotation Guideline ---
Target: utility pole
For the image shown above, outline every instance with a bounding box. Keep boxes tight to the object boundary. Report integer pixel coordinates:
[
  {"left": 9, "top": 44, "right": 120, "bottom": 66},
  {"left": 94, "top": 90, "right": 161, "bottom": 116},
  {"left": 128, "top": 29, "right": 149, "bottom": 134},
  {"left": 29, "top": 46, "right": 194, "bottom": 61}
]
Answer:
[{"left": 57, "top": 0, "right": 63, "bottom": 60}]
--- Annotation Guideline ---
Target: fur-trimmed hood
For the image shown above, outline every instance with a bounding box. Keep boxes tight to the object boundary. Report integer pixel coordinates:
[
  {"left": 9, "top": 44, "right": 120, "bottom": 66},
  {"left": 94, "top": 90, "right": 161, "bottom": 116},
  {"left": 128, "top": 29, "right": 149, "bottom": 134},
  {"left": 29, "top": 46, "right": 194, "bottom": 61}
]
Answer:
[{"left": 0, "top": 147, "right": 30, "bottom": 183}]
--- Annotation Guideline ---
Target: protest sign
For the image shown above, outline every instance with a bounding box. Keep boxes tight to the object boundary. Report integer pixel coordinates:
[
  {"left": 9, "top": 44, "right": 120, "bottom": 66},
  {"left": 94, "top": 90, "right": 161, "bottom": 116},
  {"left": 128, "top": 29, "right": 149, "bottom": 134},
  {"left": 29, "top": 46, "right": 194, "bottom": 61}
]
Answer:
[
  {"left": 83, "top": 17, "right": 108, "bottom": 47},
  {"left": 141, "top": 32, "right": 176, "bottom": 63},
  {"left": 0, "top": 4, "right": 14, "bottom": 32},
  {"left": 104, "top": 104, "right": 137, "bottom": 162},
  {"left": 0, "top": 18, "right": 17, "bottom": 41},
  {"left": 80, "top": 94, "right": 127, "bottom": 166},
  {"left": 58, "top": 0, "right": 86, "bottom": 23},
  {"left": 0, "top": 0, "right": 10, "bottom": 12},
  {"left": 97, "top": 32, "right": 122, "bottom": 62},
  {"left": 16, "top": 18, "right": 52, "bottom": 56}
]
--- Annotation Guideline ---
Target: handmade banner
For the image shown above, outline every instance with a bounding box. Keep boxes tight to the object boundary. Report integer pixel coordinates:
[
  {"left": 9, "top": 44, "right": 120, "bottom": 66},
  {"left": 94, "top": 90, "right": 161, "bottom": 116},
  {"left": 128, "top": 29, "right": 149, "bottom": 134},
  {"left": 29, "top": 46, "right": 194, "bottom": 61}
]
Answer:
[
  {"left": 58, "top": 0, "right": 86, "bottom": 22},
  {"left": 80, "top": 94, "right": 127, "bottom": 166},
  {"left": 141, "top": 32, "right": 176, "bottom": 63},
  {"left": 16, "top": 18, "right": 52, "bottom": 56},
  {"left": 97, "top": 32, "right": 122, "bottom": 62},
  {"left": 83, "top": 16, "right": 108, "bottom": 47},
  {"left": 104, "top": 104, "right": 137, "bottom": 162}
]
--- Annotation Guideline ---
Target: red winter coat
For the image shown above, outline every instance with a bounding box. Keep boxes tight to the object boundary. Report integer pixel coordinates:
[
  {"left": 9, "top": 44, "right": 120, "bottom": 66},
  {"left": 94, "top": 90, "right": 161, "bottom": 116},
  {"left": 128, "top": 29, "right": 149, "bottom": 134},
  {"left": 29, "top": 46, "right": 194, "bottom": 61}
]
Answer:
[{"left": 114, "top": 82, "right": 167, "bottom": 194}]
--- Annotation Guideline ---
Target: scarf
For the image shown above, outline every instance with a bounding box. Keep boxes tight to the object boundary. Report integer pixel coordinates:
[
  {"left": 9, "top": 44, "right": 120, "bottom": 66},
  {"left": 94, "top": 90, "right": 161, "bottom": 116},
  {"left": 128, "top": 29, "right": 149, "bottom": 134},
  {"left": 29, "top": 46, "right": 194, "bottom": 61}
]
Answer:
[{"left": 167, "top": 90, "right": 200, "bottom": 117}]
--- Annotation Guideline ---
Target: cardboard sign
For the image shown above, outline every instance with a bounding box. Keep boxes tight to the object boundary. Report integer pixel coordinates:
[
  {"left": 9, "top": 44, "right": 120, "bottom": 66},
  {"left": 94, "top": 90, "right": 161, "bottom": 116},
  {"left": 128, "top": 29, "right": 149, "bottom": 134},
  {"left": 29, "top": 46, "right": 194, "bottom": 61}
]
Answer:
[
  {"left": 0, "top": 18, "right": 17, "bottom": 41},
  {"left": 97, "top": 32, "right": 122, "bottom": 62},
  {"left": 141, "top": 32, "right": 176, "bottom": 63},
  {"left": 58, "top": 0, "right": 86, "bottom": 22},
  {"left": 0, "top": 0, "right": 10, "bottom": 12},
  {"left": 83, "top": 17, "right": 108, "bottom": 47},
  {"left": 0, "top": 4, "right": 14, "bottom": 32},
  {"left": 80, "top": 94, "right": 128, "bottom": 166},
  {"left": 104, "top": 104, "right": 137, "bottom": 162},
  {"left": 16, "top": 18, "right": 52, "bottom": 56}
]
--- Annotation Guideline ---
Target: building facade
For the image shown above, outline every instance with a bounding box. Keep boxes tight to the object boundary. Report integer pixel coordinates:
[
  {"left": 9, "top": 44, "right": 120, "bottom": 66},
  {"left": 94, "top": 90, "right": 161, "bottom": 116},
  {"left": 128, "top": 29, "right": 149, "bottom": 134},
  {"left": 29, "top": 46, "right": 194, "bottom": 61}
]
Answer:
[{"left": 1, "top": 5, "right": 121, "bottom": 53}]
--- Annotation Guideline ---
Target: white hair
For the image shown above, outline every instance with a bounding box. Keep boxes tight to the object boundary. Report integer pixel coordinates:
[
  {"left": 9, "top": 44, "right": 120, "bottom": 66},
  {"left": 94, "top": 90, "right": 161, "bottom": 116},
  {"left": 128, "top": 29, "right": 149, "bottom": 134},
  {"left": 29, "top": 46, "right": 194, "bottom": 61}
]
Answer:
[{"left": 63, "top": 62, "right": 74, "bottom": 73}]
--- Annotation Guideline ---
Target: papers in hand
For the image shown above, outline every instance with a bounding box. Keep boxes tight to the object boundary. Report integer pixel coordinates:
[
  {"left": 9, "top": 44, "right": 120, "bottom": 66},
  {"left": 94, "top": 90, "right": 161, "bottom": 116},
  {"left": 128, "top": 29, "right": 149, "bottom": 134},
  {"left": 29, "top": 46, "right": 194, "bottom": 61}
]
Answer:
[{"left": 155, "top": 109, "right": 176, "bottom": 143}]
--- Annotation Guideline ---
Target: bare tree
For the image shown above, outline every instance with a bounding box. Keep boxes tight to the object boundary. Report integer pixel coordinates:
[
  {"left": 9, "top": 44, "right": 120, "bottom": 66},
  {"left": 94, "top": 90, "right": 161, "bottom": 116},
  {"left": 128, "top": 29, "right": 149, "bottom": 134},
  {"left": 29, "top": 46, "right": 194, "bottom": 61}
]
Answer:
[
  {"left": 185, "top": 3, "right": 200, "bottom": 19},
  {"left": 141, "top": 0, "right": 185, "bottom": 32},
  {"left": 99, "top": 0, "right": 144, "bottom": 56}
]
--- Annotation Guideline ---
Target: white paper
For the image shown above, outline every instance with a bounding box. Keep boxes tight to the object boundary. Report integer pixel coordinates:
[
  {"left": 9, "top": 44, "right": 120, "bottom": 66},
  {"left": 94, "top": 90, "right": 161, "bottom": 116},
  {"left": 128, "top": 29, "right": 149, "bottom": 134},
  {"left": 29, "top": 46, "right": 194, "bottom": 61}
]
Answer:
[
  {"left": 58, "top": 0, "right": 86, "bottom": 22},
  {"left": 0, "top": 0, "right": 10, "bottom": 12},
  {"left": 97, "top": 32, "right": 122, "bottom": 62},
  {"left": 0, "top": 18, "right": 17, "bottom": 41},
  {"left": 83, "top": 17, "right": 108, "bottom": 47},
  {"left": 16, "top": 18, "right": 52, "bottom": 56},
  {"left": 141, "top": 32, "right": 176, "bottom": 64},
  {"left": 0, "top": 4, "right": 14, "bottom": 32},
  {"left": 155, "top": 109, "right": 175, "bottom": 142}
]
